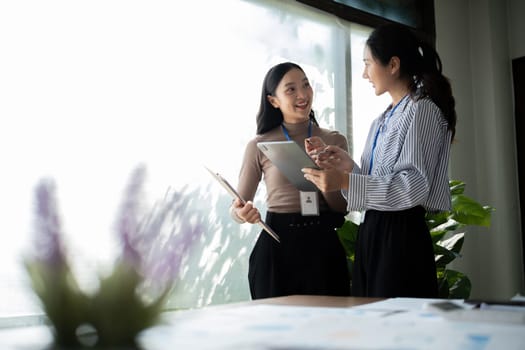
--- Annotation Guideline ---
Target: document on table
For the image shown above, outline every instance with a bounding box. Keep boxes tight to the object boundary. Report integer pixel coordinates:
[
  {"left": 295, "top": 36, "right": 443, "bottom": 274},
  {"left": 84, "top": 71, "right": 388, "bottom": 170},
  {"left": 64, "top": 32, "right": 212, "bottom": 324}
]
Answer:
[
  {"left": 139, "top": 299, "right": 525, "bottom": 350},
  {"left": 205, "top": 166, "right": 280, "bottom": 243}
]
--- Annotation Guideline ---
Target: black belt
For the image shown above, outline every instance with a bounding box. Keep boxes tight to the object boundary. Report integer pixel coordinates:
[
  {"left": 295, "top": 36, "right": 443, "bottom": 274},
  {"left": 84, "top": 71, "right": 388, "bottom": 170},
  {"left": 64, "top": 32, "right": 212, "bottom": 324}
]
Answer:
[{"left": 266, "top": 211, "right": 345, "bottom": 228}]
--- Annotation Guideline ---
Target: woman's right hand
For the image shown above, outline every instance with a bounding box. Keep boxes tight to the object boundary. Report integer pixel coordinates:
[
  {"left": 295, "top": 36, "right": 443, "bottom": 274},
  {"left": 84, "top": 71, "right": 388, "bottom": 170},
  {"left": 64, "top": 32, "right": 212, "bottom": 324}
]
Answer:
[
  {"left": 231, "top": 198, "right": 261, "bottom": 224},
  {"left": 315, "top": 145, "right": 354, "bottom": 174},
  {"left": 305, "top": 136, "right": 327, "bottom": 160}
]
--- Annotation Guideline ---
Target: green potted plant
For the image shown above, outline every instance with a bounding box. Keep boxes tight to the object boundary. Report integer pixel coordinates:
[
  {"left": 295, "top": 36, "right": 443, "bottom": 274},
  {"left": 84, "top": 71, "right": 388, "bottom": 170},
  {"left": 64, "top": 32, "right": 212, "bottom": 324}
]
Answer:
[
  {"left": 24, "top": 166, "right": 201, "bottom": 349},
  {"left": 336, "top": 180, "right": 494, "bottom": 299}
]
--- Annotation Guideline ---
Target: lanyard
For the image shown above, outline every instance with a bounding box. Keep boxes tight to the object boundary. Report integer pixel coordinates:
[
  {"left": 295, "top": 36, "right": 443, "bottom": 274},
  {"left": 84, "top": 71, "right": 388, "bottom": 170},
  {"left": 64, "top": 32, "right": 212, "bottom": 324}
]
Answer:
[
  {"left": 368, "top": 95, "right": 408, "bottom": 175},
  {"left": 281, "top": 119, "right": 312, "bottom": 141}
]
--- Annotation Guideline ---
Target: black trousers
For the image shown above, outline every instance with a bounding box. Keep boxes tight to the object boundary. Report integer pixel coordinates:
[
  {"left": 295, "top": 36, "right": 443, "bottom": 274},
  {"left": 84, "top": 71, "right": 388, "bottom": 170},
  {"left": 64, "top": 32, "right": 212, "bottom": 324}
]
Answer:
[
  {"left": 248, "top": 211, "right": 351, "bottom": 300},
  {"left": 351, "top": 206, "right": 438, "bottom": 298}
]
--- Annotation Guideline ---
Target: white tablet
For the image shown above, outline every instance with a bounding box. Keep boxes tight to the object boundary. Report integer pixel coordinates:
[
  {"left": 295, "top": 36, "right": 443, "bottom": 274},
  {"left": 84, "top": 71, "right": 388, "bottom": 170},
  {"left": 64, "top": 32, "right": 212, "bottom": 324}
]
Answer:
[{"left": 257, "top": 140, "right": 319, "bottom": 191}]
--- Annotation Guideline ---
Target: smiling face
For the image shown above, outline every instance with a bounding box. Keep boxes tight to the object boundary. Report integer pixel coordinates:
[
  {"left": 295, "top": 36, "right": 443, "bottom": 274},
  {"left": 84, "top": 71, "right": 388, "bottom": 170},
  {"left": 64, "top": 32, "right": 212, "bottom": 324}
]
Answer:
[
  {"left": 266, "top": 68, "right": 313, "bottom": 124},
  {"left": 362, "top": 45, "right": 397, "bottom": 97}
]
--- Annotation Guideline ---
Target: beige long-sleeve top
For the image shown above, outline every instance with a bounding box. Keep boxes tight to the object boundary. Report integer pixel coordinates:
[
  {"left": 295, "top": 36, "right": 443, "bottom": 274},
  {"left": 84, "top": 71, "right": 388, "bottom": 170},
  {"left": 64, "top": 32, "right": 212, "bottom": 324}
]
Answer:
[{"left": 237, "top": 119, "right": 348, "bottom": 214}]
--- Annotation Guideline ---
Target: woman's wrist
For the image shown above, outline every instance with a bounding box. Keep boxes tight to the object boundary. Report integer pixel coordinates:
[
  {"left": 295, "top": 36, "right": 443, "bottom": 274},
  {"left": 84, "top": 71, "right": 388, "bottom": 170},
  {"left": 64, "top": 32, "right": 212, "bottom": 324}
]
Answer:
[
  {"left": 344, "top": 160, "right": 354, "bottom": 174},
  {"left": 341, "top": 172, "right": 349, "bottom": 190}
]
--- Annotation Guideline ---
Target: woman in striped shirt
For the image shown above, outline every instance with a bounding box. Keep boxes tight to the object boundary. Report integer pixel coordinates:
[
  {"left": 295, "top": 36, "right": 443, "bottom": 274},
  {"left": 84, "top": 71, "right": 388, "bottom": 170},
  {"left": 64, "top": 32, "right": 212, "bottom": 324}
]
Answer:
[{"left": 302, "top": 23, "right": 457, "bottom": 298}]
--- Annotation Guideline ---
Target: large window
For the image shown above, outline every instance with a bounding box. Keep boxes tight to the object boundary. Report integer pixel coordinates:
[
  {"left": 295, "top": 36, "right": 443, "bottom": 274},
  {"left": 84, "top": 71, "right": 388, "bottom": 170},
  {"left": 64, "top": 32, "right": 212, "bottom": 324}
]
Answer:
[{"left": 0, "top": 0, "right": 389, "bottom": 318}]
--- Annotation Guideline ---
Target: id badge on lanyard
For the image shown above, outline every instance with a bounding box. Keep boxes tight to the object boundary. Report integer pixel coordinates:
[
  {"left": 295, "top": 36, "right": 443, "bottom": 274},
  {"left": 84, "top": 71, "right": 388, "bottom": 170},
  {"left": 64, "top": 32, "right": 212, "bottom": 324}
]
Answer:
[{"left": 300, "top": 191, "right": 320, "bottom": 216}]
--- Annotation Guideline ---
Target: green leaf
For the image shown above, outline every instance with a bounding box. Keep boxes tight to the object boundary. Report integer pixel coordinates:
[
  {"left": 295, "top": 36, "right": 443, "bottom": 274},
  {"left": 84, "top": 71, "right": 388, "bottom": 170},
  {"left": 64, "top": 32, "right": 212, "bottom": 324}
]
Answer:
[
  {"left": 24, "top": 259, "right": 90, "bottom": 347},
  {"left": 425, "top": 211, "right": 449, "bottom": 230},
  {"left": 434, "top": 245, "right": 461, "bottom": 268},
  {"left": 430, "top": 229, "right": 448, "bottom": 244},
  {"left": 434, "top": 233, "right": 464, "bottom": 268},
  {"left": 429, "top": 220, "right": 461, "bottom": 243},
  {"left": 437, "top": 232, "right": 464, "bottom": 254},
  {"left": 449, "top": 180, "right": 466, "bottom": 196},
  {"left": 90, "top": 261, "right": 169, "bottom": 347},
  {"left": 336, "top": 219, "right": 359, "bottom": 262},
  {"left": 451, "top": 194, "right": 493, "bottom": 227},
  {"left": 436, "top": 268, "right": 450, "bottom": 298},
  {"left": 443, "top": 269, "right": 471, "bottom": 299}
]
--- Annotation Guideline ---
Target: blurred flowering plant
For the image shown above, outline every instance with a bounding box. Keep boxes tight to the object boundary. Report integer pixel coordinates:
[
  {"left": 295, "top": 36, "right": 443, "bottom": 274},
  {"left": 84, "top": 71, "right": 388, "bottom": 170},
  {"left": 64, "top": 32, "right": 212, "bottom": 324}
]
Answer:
[{"left": 24, "top": 165, "right": 201, "bottom": 349}]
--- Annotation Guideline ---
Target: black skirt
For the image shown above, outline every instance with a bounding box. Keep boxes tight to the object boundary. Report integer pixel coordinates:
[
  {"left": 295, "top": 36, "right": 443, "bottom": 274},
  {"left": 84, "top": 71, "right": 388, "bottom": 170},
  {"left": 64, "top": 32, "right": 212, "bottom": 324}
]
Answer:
[
  {"left": 351, "top": 206, "right": 438, "bottom": 298},
  {"left": 248, "top": 211, "right": 350, "bottom": 300}
]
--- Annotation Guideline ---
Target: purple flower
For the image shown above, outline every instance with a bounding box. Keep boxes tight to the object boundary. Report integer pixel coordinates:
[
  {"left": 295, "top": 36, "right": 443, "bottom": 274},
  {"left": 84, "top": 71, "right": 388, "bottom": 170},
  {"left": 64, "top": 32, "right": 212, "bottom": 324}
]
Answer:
[
  {"left": 114, "top": 164, "right": 146, "bottom": 269},
  {"left": 32, "top": 178, "right": 66, "bottom": 266},
  {"left": 140, "top": 199, "right": 202, "bottom": 291},
  {"left": 115, "top": 166, "right": 201, "bottom": 292}
]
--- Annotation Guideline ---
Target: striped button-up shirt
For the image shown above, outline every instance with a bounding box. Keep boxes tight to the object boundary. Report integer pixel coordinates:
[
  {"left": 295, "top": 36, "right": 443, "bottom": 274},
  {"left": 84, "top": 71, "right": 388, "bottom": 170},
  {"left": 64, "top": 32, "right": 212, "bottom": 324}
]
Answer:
[{"left": 346, "top": 96, "right": 452, "bottom": 213}]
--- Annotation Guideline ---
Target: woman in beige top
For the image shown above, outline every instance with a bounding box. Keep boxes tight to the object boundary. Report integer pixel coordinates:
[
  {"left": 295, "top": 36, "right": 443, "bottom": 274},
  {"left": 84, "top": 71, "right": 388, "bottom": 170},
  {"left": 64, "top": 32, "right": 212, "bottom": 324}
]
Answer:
[{"left": 230, "top": 62, "right": 350, "bottom": 299}]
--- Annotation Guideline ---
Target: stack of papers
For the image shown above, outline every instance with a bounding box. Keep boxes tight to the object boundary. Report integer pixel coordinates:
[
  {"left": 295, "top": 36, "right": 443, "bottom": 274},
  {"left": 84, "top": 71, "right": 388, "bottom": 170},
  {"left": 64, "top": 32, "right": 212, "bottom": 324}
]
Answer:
[{"left": 139, "top": 298, "right": 525, "bottom": 350}]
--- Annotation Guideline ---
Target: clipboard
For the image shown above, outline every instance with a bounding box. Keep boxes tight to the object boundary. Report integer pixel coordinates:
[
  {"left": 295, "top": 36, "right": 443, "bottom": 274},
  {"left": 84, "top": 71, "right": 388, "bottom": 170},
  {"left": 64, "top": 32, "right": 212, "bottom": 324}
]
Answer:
[
  {"left": 257, "top": 140, "right": 319, "bottom": 191},
  {"left": 205, "top": 166, "right": 280, "bottom": 243}
]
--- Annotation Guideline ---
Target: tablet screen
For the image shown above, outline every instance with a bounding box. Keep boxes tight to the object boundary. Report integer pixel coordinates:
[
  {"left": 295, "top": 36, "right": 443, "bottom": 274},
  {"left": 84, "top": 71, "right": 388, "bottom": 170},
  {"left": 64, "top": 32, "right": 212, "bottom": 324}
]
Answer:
[{"left": 257, "top": 141, "right": 319, "bottom": 191}]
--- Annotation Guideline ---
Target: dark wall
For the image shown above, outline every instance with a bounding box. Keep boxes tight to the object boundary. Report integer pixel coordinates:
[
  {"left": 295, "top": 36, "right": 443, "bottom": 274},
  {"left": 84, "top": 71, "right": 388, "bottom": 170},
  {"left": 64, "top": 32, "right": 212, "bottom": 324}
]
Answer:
[{"left": 512, "top": 56, "right": 525, "bottom": 280}]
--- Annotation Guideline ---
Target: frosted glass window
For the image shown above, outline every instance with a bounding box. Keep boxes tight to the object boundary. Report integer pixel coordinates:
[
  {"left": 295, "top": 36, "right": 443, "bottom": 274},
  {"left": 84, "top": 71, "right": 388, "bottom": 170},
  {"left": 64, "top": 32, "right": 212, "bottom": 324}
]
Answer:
[{"left": 0, "top": 0, "right": 387, "bottom": 318}]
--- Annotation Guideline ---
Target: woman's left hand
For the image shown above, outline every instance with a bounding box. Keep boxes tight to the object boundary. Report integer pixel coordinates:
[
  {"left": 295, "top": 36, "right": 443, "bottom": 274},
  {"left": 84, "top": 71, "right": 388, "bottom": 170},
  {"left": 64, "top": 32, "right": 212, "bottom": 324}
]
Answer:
[{"left": 301, "top": 167, "right": 349, "bottom": 192}]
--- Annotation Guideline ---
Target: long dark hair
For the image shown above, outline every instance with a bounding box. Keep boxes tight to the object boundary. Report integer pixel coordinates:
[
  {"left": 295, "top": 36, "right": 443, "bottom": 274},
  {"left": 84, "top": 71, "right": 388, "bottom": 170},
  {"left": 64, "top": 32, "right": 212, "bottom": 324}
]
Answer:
[
  {"left": 366, "top": 23, "right": 457, "bottom": 140},
  {"left": 256, "top": 62, "right": 318, "bottom": 135}
]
